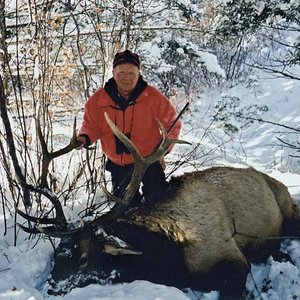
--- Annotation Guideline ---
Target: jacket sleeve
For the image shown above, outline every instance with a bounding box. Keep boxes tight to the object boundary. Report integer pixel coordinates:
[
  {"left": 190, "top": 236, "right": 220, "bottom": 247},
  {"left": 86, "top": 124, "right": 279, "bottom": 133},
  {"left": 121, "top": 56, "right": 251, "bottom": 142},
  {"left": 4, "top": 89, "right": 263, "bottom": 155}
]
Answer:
[
  {"left": 78, "top": 96, "right": 101, "bottom": 144},
  {"left": 152, "top": 88, "right": 182, "bottom": 146}
]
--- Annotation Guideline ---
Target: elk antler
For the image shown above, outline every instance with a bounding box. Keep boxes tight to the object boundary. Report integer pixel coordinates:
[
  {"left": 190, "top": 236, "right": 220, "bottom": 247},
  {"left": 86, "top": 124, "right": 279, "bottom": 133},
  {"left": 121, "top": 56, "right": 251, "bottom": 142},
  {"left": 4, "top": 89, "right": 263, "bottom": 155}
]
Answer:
[
  {"left": 89, "top": 112, "right": 190, "bottom": 226},
  {"left": 16, "top": 184, "right": 69, "bottom": 234},
  {"left": 16, "top": 112, "right": 189, "bottom": 237}
]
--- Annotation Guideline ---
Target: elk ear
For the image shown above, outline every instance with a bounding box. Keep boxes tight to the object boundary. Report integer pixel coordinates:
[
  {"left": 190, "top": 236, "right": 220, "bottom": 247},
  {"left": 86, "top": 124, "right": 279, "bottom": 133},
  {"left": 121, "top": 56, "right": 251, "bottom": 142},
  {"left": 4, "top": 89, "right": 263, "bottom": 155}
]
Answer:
[{"left": 103, "top": 244, "right": 143, "bottom": 256}]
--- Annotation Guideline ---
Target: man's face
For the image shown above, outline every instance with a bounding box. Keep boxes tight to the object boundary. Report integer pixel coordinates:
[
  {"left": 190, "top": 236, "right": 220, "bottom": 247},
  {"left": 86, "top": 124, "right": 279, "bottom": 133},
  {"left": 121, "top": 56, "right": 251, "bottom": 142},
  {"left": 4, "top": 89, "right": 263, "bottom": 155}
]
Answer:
[{"left": 113, "top": 63, "right": 140, "bottom": 96}]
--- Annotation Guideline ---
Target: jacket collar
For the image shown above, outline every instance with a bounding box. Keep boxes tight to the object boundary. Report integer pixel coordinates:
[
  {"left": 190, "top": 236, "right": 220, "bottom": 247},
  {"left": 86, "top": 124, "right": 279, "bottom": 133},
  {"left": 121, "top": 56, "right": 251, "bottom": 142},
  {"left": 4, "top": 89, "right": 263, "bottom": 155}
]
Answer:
[{"left": 104, "top": 76, "right": 148, "bottom": 111}]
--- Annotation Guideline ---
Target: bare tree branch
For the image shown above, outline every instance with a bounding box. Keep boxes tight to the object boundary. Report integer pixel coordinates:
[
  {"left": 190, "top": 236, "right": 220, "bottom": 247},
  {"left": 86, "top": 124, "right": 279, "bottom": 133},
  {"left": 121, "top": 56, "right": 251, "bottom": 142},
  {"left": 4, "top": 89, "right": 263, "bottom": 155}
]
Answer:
[
  {"left": 238, "top": 115, "right": 300, "bottom": 132},
  {"left": 0, "top": 75, "right": 31, "bottom": 206}
]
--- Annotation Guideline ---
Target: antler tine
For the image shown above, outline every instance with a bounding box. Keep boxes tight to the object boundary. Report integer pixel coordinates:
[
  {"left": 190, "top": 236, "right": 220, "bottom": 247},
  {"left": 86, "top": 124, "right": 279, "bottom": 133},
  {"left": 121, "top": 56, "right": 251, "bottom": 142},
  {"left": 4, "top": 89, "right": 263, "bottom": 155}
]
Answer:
[
  {"left": 51, "top": 117, "right": 83, "bottom": 158},
  {"left": 17, "top": 223, "right": 45, "bottom": 234},
  {"left": 16, "top": 206, "right": 57, "bottom": 224},
  {"left": 101, "top": 185, "right": 127, "bottom": 205},
  {"left": 104, "top": 113, "right": 143, "bottom": 164},
  {"left": 145, "top": 118, "right": 190, "bottom": 165}
]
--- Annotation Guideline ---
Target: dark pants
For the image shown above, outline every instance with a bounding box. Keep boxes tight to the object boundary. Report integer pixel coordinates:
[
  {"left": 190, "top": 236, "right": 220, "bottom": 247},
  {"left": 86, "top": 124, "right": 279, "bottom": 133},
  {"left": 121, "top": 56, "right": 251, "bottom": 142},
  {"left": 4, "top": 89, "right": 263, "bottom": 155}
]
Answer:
[{"left": 105, "top": 159, "right": 169, "bottom": 204}]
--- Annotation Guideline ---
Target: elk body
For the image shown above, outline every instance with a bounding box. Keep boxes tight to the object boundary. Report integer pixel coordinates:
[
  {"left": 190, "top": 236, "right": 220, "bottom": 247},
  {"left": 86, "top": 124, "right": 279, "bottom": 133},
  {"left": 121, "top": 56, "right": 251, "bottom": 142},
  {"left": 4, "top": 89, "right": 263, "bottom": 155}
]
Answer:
[
  {"left": 17, "top": 114, "right": 300, "bottom": 299},
  {"left": 44, "top": 166, "right": 300, "bottom": 299}
]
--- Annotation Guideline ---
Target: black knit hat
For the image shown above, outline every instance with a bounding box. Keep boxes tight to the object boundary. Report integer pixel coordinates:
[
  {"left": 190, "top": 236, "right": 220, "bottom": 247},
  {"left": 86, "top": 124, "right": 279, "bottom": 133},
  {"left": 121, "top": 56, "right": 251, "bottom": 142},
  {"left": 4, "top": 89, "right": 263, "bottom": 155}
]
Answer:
[{"left": 113, "top": 50, "right": 140, "bottom": 69}]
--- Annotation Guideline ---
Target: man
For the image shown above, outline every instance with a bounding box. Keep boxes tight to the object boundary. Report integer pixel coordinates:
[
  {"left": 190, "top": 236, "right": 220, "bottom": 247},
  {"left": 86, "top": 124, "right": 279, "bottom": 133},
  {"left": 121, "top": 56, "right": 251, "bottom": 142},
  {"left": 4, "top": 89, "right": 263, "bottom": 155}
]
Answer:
[{"left": 77, "top": 50, "right": 181, "bottom": 206}]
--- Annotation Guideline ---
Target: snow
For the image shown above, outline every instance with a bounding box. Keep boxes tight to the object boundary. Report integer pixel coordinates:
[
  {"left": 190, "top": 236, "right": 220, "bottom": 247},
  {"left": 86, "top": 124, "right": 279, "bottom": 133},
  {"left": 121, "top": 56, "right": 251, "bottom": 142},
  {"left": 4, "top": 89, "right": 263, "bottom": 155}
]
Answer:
[
  {"left": 47, "top": 281, "right": 193, "bottom": 300},
  {"left": 197, "top": 51, "right": 226, "bottom": 78}
]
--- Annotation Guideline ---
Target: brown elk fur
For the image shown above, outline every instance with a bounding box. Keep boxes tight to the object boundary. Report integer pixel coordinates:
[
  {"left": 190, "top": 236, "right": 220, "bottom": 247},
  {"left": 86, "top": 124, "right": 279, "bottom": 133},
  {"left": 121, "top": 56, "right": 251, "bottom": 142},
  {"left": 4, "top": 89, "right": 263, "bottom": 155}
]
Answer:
[{"left": 120, "top": 166, "right": 300, "bottom": 279}]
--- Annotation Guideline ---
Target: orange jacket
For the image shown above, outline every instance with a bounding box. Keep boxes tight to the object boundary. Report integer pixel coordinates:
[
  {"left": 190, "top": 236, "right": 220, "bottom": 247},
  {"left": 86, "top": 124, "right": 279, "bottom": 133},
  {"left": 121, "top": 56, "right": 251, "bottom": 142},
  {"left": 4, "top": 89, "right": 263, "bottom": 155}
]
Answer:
[{"left": 79, "top": 85, "right": 181, "bottom": 166}]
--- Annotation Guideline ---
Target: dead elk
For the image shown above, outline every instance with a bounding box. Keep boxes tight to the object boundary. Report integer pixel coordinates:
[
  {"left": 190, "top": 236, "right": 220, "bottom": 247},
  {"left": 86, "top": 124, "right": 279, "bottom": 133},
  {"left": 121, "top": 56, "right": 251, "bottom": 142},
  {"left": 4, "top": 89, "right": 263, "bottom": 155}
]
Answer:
[{"left": 17, "top": 114, "right": 300, "bottom": 300}]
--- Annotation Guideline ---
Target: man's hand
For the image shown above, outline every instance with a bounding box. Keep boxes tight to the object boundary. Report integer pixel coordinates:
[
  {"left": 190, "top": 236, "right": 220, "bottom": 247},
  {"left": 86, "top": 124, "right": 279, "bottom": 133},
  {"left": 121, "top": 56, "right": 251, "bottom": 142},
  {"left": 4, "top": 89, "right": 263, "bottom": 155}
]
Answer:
[{"left": 76, "top": 135, "right": 87, "bottom": 150}]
